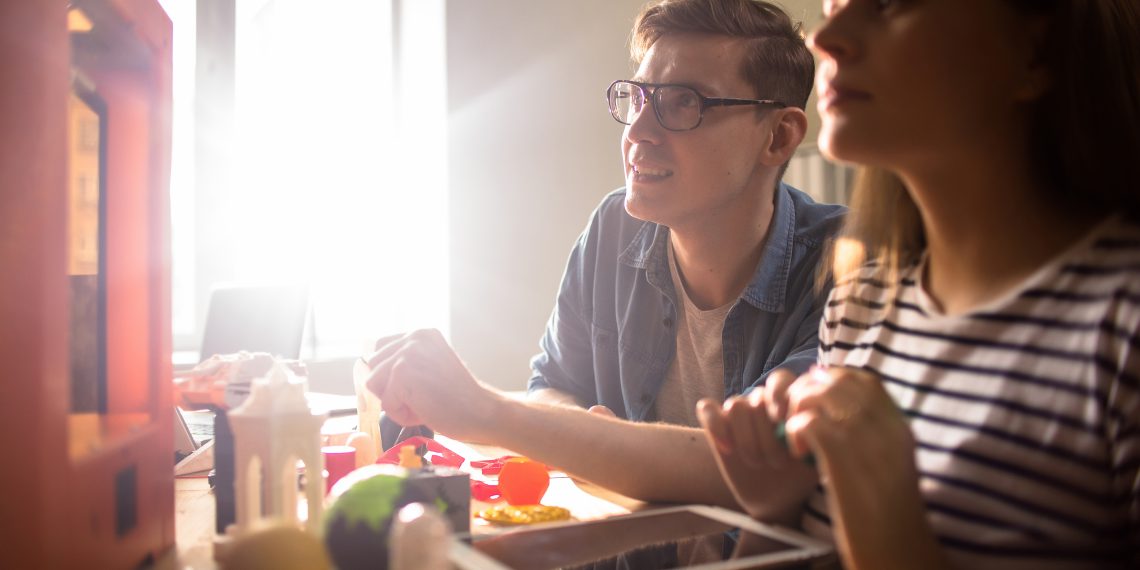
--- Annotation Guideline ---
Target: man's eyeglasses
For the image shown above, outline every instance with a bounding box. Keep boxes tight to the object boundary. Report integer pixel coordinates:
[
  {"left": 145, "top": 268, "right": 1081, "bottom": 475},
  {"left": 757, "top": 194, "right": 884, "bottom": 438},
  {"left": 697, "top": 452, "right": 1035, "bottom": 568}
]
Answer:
[{"left": 606, "top": 79, "right": 787, "bottom": 132}]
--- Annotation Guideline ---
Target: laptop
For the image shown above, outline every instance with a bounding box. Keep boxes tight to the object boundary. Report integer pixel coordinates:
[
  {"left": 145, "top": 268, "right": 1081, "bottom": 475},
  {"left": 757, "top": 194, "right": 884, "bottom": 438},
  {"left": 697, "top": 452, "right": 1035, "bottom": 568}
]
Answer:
[{"left": 198, "top": 284, "right": 310, "bottom": 363}]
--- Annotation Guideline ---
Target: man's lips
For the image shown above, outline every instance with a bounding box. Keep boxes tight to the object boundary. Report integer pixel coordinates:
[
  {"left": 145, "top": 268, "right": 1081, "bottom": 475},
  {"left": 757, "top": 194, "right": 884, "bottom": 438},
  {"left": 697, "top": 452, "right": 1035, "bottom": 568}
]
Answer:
[{"left": 628, "top": 162, "right": 674, "bottom": 178}]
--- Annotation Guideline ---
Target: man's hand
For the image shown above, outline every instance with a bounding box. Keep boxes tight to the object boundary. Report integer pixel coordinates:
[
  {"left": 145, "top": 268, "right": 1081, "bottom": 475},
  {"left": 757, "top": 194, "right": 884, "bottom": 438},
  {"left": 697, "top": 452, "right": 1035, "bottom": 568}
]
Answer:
[
  {"left": 361, "top": 331, "right": 742, "bottom": 509},
  {"left": 696, "top": 369, "right": 817, "bottom": 525},
  {"left": 363, "top": 329, "right": 506, "bottom": 443}
]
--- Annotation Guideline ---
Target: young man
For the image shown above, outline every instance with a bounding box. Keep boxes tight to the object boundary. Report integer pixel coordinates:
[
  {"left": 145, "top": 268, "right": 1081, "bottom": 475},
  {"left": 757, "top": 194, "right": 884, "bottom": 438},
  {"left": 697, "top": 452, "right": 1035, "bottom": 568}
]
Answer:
[{"left": 365, "top": 0, "right": 844, "bottom": 509}]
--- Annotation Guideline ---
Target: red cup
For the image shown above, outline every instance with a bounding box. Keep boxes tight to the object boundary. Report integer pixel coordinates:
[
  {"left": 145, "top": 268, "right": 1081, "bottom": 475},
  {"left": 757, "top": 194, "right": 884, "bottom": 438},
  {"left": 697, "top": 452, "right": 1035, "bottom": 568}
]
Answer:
[{"left": 322, "top": 445, "right": 357, "bottom": 494}]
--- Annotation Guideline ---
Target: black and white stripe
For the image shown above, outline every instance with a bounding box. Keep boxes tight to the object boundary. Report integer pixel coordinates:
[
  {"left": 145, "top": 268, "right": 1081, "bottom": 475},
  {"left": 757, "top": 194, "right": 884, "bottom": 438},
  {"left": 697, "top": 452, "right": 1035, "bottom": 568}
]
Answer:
[{"left": 803, "top": 219, "right": 1140, "bottom": 569}]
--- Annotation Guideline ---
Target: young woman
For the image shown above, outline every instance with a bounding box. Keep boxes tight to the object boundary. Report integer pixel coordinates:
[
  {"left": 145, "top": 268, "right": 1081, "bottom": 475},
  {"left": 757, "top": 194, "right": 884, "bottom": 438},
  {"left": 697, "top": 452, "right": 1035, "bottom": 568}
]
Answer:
[{"left": 697, "top": 0, "right": 1140, "bottom": 568}]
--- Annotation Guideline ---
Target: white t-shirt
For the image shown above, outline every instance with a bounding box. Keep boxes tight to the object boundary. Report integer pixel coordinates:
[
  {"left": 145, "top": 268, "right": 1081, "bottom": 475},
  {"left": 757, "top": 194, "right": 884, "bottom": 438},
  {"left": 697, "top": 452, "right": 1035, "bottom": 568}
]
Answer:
[{"left": 654, "top": 241, "right": 734, "bottom": 426}]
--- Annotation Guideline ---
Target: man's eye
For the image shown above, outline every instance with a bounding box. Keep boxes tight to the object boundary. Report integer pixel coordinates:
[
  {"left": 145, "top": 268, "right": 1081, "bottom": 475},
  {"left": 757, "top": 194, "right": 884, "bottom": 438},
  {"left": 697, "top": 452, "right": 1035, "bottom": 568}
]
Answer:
[{"left": 661, "top": 90, "right": 698, "bottom": 109}]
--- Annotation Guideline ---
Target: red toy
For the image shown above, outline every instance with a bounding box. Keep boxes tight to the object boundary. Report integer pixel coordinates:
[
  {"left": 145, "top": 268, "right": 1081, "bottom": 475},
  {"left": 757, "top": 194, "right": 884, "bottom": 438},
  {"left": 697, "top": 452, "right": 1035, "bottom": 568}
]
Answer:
[{"left": 498, "top": 458, "right": 550, "bottom": 506}]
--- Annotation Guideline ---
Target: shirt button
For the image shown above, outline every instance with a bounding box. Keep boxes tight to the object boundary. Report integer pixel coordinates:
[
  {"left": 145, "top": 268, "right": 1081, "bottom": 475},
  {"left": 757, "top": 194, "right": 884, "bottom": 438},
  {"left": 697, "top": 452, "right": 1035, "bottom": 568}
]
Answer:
[
  {"left": 663, "top": 317, "right": 673, "bottom": 328},
  {"left": 640, "top": 394, "right": 651, "bottom": 403}
]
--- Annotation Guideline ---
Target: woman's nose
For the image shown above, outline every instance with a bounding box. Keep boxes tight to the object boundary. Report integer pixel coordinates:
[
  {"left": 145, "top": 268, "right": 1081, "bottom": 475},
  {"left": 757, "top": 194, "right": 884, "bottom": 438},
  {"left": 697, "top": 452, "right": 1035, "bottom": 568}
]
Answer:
[{"left": 808, "top": 4, "right": 858, "bottom": 62}]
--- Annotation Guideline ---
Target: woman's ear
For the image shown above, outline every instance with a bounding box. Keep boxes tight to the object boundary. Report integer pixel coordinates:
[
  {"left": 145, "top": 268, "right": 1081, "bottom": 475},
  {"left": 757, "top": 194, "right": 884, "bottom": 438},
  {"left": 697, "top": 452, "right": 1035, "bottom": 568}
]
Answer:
[{"left": 762, "top": 107, "right": 808, "bottom": 166}]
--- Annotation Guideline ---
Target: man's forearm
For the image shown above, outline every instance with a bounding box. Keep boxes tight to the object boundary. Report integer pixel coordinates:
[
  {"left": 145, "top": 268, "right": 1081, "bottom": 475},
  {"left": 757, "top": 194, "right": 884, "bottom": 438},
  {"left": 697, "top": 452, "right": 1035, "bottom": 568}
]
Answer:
[
  {"left": 527, "top": 387, "right": 582, "bottom": 408},
  {"left": 484, "top": 396, "right": 740, "bottom": 507}
]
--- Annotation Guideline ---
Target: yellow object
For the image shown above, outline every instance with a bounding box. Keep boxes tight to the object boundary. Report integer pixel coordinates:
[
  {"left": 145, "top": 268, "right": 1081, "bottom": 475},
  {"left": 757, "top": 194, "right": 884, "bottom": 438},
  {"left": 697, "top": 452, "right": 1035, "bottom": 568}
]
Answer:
[
  {"left": 222, "top": 523, "right": 333, "bottom": 570},
  {"left": 478, "top": 505, "right": 571, "bottom": 525},
  {"left": 345, "top": 431, "right": 377, "bottom": 467},
  {"left": 397, "top": 444, "right": 423, "bottom": 469}
]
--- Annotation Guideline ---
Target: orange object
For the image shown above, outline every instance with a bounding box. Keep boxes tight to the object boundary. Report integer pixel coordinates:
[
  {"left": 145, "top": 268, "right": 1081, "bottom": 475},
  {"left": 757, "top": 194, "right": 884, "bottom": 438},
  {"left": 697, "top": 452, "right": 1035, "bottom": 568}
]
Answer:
[{"left": 498, "top": 458, "right": 550, "bottom": 506}]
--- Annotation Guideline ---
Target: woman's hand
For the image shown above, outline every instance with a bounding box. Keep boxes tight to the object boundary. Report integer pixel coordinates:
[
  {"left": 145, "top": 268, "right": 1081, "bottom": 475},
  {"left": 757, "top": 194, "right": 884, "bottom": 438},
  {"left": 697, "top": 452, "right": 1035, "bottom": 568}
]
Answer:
[
  {"left": 696, "top": 369, "right": 819, "bottom": 525},
  {"left": 772, "top": 366, "right": 915, "bottom": 473},
  {"left": 773, "top": 366, "right": 948, "bottom": 570}
]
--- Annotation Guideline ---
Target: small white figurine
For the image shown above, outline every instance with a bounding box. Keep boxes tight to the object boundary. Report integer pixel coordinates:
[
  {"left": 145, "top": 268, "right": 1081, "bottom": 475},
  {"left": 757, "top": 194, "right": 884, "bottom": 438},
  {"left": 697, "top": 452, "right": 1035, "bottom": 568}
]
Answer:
[{"left": 227, "top": 360, "right": 328, "bottom": 535}]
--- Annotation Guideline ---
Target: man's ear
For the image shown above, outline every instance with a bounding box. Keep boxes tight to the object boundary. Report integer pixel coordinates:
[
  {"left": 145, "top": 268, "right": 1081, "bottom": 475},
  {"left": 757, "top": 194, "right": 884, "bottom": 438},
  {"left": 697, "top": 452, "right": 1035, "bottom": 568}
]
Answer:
[{"left": 760, "top": 107, "right": 807, "bottom": 167}]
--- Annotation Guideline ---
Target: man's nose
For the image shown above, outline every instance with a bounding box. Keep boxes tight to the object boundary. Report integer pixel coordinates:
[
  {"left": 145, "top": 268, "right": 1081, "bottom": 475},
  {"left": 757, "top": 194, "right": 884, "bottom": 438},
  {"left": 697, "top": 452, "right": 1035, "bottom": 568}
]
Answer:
[{"left": 625, "top": 93, "right": 664, "bottom": 144}]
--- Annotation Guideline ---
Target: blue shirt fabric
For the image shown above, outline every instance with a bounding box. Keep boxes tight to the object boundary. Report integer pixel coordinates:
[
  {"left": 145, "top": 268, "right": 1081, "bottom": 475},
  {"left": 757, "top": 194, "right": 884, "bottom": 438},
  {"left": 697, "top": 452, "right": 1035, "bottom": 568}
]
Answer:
[{"left": 528, "top": 183, "right": 846, "bottom": 421}]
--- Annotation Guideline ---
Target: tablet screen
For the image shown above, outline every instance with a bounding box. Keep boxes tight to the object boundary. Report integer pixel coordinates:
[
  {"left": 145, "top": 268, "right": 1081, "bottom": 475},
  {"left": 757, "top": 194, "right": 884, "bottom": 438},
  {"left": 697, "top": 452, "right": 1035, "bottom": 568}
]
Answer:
[{"left": 466, "top": 508, "right": 830, "bottom": 569}]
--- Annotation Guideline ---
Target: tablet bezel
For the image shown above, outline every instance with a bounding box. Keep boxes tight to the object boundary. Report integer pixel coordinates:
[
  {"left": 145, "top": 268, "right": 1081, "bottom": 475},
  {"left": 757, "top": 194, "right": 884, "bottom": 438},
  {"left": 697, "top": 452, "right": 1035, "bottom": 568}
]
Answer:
[{"left": 449, "top": 504, "right": 835, "bottom": 570}]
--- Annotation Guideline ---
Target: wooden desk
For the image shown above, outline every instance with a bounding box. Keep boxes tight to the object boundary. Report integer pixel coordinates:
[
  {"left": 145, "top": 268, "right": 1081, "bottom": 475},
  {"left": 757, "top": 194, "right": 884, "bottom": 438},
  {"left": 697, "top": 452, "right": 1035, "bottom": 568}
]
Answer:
[
  {"left": 174, "top": 475, "right": 220, "bottom": 569},
  {"left": 170, "top": 435, "right": 645, "bottom": 569}
]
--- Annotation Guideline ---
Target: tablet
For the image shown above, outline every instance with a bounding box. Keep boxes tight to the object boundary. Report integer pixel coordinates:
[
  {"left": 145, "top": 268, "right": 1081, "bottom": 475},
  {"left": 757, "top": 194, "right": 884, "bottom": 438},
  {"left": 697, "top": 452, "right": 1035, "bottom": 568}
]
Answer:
[{"left": 449, "top": 505, "right": 835, "bottom": 570}]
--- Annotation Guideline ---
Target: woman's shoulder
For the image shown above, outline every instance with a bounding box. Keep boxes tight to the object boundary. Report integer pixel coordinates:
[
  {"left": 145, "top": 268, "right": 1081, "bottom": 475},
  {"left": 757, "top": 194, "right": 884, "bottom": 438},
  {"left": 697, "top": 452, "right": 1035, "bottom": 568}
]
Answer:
[
  {"left": 1057, "top": 217, "right": 1140, "bottom": 286},
  {"left": 1083, "top": 217, "right": 1140, "bottom": 256},
  {"left": 822, "top": 259, "right": 920, "bottom": 325},
  {"left": 1025, "top": 218, "right": 1140, "bottom": 336}
]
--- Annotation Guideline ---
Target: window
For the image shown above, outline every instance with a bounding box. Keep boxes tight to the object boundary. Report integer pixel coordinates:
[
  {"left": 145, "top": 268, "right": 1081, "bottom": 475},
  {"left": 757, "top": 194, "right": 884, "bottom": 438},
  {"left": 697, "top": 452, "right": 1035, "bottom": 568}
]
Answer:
[{"left": 162, "top": 0, "right": 449, "bottom": 360}]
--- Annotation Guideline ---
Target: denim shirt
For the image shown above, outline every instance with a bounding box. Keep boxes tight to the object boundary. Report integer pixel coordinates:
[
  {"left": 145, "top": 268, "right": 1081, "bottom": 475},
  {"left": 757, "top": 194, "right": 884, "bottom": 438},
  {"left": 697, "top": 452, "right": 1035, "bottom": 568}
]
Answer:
[{"left": 528, "top": 183, "right": 846, "bottom": 421}]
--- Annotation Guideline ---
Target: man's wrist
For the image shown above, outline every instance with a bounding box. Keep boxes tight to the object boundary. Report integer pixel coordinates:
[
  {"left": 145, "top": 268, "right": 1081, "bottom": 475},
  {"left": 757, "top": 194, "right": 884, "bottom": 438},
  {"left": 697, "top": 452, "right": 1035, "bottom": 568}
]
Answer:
[{"left": 466, "top": 387, "right": 516, "bottom": 444}]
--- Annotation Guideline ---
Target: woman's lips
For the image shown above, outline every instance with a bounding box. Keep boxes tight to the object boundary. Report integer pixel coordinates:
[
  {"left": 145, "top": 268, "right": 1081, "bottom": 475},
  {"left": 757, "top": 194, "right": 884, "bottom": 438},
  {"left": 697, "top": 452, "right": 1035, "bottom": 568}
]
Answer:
[{"left": 818, "top": 84, "right": 872, "bottom": 111}]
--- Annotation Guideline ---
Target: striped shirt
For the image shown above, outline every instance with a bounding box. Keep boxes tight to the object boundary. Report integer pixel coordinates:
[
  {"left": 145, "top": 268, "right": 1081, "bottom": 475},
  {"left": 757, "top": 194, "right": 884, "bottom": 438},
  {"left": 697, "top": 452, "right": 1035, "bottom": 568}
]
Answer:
[{"left": 804, "top": 218, "right": 1140, "bottom": 569}]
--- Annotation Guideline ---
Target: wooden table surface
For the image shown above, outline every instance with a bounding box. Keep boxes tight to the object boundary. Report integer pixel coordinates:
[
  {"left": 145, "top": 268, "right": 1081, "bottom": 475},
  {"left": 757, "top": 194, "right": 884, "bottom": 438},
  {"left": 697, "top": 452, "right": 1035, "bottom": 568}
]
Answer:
[{"left": 166, "top": 434, "right": 645, "bottom": 569}]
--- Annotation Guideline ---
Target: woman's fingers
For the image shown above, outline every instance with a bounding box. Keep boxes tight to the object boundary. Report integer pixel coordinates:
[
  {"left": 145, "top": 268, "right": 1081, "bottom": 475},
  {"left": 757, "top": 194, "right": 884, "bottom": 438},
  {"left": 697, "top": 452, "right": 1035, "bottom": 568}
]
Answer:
[
  {"left": 763, "top": 368, "right": 797, "bottom": 421},
  {"left": 782, "top": 367, "right": 906, "bottom": 470},
  {"left": 784, "top": 408, "right": 831, "bottom": 461}
]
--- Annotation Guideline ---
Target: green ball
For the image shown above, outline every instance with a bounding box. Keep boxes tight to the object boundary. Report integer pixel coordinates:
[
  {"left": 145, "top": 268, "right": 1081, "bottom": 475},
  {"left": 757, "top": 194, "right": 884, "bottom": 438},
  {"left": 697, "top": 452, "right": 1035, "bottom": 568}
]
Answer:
[{"left": 323, "top": 464, "right": 432, "bottom": 570}]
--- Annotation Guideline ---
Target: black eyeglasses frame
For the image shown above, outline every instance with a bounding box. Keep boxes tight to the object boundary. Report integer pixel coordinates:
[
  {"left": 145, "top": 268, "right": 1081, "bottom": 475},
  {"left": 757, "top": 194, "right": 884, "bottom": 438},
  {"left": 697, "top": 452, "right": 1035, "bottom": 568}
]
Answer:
[{"left": 606, "top": 79, "right": 788, "bottom": 132}]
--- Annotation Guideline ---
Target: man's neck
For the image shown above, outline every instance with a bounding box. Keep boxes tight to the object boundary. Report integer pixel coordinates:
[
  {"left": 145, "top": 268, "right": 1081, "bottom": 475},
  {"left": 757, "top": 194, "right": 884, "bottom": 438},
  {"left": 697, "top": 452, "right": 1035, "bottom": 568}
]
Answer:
[{"left": 668, "top": 192, "right": 775, "bottom": 310}]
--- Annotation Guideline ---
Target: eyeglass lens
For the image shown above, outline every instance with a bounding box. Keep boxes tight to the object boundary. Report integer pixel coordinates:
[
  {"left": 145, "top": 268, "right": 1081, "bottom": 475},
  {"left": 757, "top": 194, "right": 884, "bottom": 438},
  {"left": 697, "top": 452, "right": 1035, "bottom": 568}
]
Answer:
[{"left": 609, "top": 81, "right": 702, "bottom": 131}]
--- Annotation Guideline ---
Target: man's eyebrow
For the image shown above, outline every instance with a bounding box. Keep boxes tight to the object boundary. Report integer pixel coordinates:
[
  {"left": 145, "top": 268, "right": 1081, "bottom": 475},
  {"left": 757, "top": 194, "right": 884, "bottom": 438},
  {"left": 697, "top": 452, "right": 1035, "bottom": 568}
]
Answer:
[{"left": 629, "top": 78, "right": 716, "bottom": 92}]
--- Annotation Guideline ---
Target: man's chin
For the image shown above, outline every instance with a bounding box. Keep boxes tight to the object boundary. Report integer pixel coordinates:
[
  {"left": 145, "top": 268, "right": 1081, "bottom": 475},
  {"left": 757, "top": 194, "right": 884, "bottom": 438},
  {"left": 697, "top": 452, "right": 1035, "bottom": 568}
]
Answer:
[{"left": 623, "top": 191, "right": 671, "bottom": 225}]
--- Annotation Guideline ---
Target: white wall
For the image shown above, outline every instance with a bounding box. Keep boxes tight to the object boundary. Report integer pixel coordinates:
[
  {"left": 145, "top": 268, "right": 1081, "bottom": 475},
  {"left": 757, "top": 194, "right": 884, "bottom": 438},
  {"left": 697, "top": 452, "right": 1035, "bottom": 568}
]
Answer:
[
  {"left": 446, "top": 1, "right": 644, "bottom": 389},
  {"left": 446, "top": 0, "right": 828, "bottom": 390}
]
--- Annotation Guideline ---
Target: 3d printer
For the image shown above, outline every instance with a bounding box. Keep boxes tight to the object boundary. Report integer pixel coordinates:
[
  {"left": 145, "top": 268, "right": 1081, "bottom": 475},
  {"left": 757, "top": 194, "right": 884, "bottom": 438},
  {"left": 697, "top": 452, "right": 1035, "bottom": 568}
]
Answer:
[{"left": 0, "top": 0, "right": 174, "bottom": 566}]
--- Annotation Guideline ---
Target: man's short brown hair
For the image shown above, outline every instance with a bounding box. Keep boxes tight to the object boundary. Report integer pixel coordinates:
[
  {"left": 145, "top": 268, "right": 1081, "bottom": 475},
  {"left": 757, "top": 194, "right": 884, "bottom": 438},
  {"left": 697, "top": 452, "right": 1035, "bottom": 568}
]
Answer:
[{"left": 631, "top": 0, "right": 814, "bottom": 109}]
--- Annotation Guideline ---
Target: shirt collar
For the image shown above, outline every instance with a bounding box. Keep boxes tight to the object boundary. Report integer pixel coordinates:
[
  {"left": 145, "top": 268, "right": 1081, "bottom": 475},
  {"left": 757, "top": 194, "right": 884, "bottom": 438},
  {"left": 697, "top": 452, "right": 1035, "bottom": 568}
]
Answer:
[{"left": 617, "top": 182, "right": 798, "bottom": 313}]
